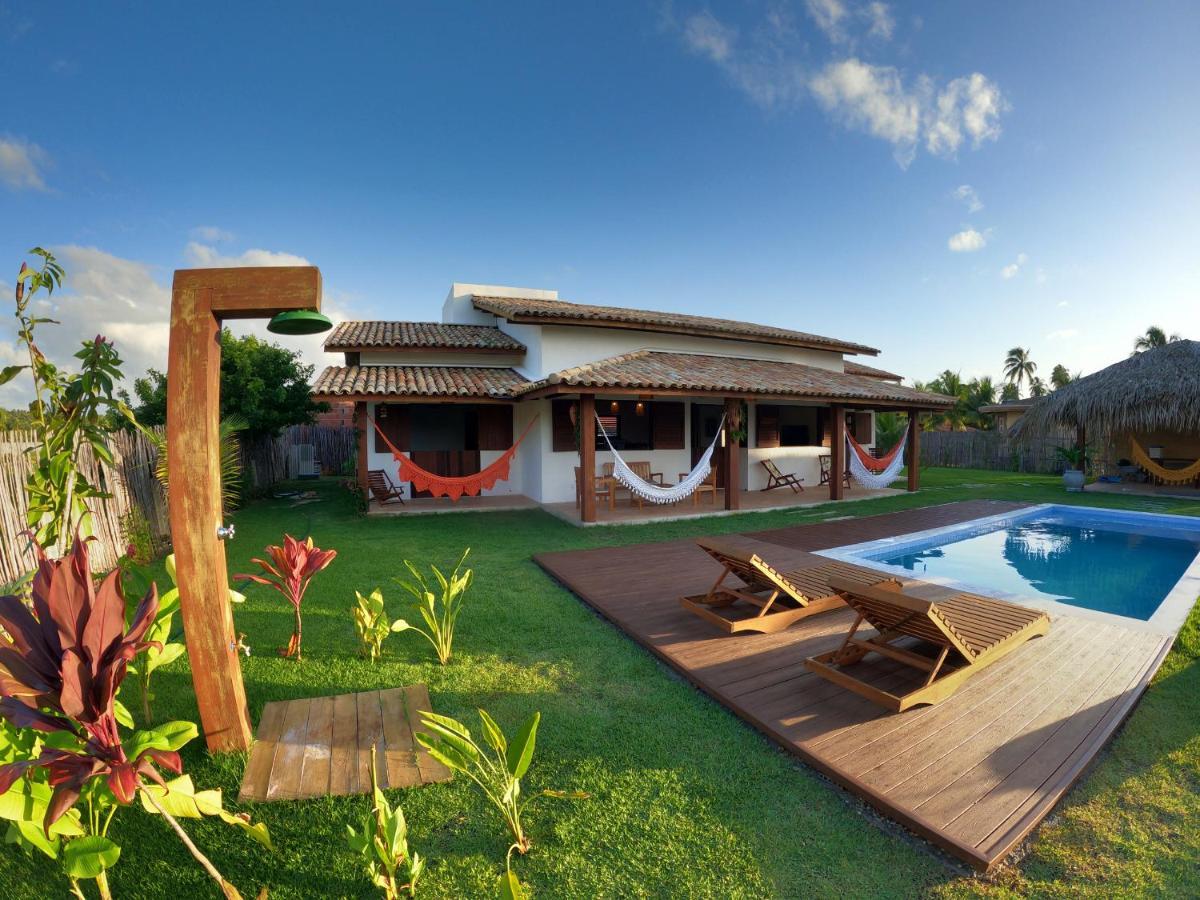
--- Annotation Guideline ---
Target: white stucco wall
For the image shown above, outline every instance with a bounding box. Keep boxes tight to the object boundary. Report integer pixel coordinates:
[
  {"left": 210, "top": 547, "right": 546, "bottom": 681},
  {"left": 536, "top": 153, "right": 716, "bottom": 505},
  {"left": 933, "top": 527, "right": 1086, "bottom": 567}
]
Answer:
[{"left": 743, "top": 404, "right": 875, "bottom": 492}]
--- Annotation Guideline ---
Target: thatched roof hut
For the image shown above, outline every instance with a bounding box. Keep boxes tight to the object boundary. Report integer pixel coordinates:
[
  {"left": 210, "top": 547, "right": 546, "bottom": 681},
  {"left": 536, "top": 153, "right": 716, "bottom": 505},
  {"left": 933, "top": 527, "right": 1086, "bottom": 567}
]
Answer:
[{"left": 1015, "top": 339, "right": 1200, "bottom": 437}]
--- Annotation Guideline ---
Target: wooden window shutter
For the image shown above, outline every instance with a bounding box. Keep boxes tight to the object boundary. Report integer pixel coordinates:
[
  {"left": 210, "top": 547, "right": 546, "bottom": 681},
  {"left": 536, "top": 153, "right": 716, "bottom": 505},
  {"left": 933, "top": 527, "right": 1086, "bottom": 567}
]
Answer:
[
  {"left": 477, "top": 405, "right": 514, "bottom": 451},
  {"left": 755, "top": 405, "right": 780, "bottom": 448},
  {"left": 552, "top": 399, "right": 576, "bottom": 452},
  {"left": 853, "top": 412, "right": 873, "bottom": 444},
  {"left": 651, "top": 402, "right": 685, "bottom": 450},
  {"left": 818, "top": 409, "right": 831, "bottom": 448},
  {"left": 373, "top": 404, "right": 410, "bottom": 453}
]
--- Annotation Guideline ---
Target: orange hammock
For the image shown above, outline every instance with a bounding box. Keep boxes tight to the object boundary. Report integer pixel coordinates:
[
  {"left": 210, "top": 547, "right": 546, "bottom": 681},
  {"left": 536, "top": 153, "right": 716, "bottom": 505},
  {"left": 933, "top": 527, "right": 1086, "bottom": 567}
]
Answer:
[
  {"left": 1130, "top": 437, "right": 1200, "bottom": 485},
  {"left": 371, "top": 415, "right": 539, "bottom": 501},
  {"left": 847, "top": 426, "right": 907, "bottom": 473}
]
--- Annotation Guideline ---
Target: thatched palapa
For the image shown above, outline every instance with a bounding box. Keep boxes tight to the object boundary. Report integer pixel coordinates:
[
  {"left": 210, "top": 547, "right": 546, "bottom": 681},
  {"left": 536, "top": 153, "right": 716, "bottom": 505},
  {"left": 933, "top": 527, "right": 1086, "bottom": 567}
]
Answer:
[{"left": 1015, "top": 339, "right": 1200, "bottom": 437}]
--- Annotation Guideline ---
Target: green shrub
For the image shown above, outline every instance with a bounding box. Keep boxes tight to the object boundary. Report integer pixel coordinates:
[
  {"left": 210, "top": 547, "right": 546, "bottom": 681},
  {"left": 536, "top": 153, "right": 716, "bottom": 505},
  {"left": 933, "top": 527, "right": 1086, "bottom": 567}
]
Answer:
[
  {"left": 346, "top": 746, "right": 424, "bottom": 898},
  {"left": 353, "top": 588, "right": 404, "bottom": 662},
  {"left": 392, "top": 549, "right": 472, "bottom": 665}
]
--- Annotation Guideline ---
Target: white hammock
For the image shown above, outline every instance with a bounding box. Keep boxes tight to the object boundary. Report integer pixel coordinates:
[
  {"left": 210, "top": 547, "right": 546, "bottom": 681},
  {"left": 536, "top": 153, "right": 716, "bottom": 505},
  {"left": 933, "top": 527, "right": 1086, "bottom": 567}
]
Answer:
[
  {"left": 846, "top": 427, "right": 908, "bottom": 489},
  {"left": 596, "top": 413, "right": 726, "bottom": 504}
]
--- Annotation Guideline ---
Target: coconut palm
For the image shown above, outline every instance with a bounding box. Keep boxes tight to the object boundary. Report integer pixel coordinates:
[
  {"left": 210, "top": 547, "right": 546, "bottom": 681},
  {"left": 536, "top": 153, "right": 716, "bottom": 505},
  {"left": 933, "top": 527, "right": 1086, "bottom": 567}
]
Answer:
[
  {"left": 1028, "top": 376, "right": 1048, "bottom": 397},
  {"left": 1003, "top": 347, "right": 1037, "bottom": 394},
  {"left": 1132, "top": 326, "right": 1181, "bottom": 354},
  {"left": 1050, "top": 364, "right": 1073, "bottom": 390},
  {"left": 1000, "top": 382, "right": 1020, "bottom": 402}
]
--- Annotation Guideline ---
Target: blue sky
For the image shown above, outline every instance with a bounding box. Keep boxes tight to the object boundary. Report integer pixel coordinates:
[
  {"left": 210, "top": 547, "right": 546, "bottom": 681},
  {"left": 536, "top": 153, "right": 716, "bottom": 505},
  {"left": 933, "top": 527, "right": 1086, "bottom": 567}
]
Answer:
[{"left": 1, "top": 1, "right": 1197, "bottom": 403}]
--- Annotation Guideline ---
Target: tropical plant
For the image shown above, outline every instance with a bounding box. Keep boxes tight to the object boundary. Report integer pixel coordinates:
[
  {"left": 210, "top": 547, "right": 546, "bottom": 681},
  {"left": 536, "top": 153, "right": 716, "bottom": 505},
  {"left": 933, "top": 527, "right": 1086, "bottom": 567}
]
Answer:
[
  {"left": 1002, "top": 347, "right": 1037, "bottom": 394},
  {"left": 346, "top": 745, "right": 424, "bottom": 898},
  {"left": 873, "top": 412, "right": 907, "bottom": 454},
  {"left": 7, "top": 249, "right": 139, "bottom": 551},
  {"left": 234, "top": 534, "right": 337, "bottom": 660},
  {"left": 416, "top": 708, "right": 587, "bottom": 855},
  {"left": 1055, "top": 445, "right": 1088, "bottom": 470},
  {"left": 1000, "top": 382, "right": 1020, "bottom": 402},
  {"left": 125, "top": 554, "right": 186, "bottom": 725},
  {"left": 0, "top": 535, "right": 269, "bottom": 899},
  {"left": 1050, "top": 364, "right": 1073, "bottom": 390},
  {"left": 1132, "top": 325, "right": 1181, "bottom": 354},
  {"left": 392, "top": 549, "right": 472, "bottom": 666},
  {"left": 146, "top": 414, "right": 248, "bottom": 513},
  {"left": 353, "top": 588, "right": 404, "bottom": 663},
  {"left": 1028, "top": 376, "right": 1048, "bottom": 397}
]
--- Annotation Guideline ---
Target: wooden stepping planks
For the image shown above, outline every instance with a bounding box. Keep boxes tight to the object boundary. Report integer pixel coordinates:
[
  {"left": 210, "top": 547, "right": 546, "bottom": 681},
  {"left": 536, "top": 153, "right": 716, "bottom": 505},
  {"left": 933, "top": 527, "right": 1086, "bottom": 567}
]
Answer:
[{"left": 239, "top": 685, "right": 452, "bottom": 802}]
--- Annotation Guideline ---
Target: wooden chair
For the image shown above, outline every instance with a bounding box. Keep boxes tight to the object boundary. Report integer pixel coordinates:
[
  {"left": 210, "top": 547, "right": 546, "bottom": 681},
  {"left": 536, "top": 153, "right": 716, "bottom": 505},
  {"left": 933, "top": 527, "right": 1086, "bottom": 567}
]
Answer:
[
  {"left": 574, "top": 466, "right": 614, "bottom": 511},
  {"left": 819, "top": 454, "right": 851, "bottom": 489},
  {"left": 680, "top": 537, "right": 888, "bottom": 634},
  {"left": 760, "top": 459, "right": 804, "bottom": 493},
  {"left": 601, "top": 461, "right": 665, "bottom": 508},
  {"left": 683, "top": 468, "right": 718, "bottom": 506},
  {"left": 367, "top": 469, "right": 406, "bottom": 505},
  {"left": 806, "top": 577, "right": 1051, "bottom": 711}
]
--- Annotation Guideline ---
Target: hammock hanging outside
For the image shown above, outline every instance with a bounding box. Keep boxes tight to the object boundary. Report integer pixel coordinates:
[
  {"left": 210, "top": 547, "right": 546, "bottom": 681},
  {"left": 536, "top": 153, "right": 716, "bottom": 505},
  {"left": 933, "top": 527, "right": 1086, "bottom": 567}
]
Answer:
[
  {"left": 846, "top": 424, "right": 909, "bottom": 489},
  {"left": 1129, "top": 436, "right": 1200, "bottom": 485},
  {"left": 371, "top": 415, "right": 538, "bottom": 501},
  {"left": 596, "top": 413, "right": 726, "bottom": 504}
]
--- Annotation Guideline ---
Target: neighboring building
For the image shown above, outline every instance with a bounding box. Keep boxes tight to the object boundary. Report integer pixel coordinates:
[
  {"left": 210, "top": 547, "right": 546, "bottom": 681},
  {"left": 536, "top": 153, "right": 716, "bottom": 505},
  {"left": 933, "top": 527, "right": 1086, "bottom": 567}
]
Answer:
[
  {"left": 979, "top": 398, "right": 1036, "bottom": 431},
  {"left": 312, "top": 284, "right": 952, "bottom": 517}
]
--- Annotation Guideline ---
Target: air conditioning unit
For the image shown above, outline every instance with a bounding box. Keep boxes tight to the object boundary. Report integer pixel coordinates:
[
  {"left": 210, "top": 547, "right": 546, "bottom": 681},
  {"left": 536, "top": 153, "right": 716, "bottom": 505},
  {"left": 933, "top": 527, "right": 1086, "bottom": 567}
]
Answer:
[{"left": 288, "top": 444, "right": 319, "bottom": 479}]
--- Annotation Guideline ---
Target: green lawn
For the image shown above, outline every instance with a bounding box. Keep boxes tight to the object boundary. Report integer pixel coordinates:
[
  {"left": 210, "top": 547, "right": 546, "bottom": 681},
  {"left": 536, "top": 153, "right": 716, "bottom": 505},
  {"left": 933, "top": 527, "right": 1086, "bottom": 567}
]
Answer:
[{"left": 4, "top": 468, "right": 1197, "bottom": 898}]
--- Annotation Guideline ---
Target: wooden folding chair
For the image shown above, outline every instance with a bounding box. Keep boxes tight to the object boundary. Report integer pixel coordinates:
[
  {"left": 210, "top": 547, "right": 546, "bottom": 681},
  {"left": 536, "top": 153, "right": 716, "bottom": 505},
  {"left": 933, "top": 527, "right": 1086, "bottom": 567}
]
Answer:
[
  {"left": 367, "top": 469, "right": 406, "bottom": 505},
  {"left": 806, "top": 576, "right": 1051, "bottom": 711},
  {"left": 679, "top": 538, "right": 886, "bottom": 634},
  {"left": 819, "top": 454, "right": 851, "bottom": 489},
  {"left": 760, "top": 459, "right": 804, "bottom": 493}
]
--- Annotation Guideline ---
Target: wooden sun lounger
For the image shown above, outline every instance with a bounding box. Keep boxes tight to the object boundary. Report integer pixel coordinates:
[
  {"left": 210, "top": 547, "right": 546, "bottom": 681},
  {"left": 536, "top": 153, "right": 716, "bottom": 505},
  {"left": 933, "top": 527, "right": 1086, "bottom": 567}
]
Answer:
[
  {"left": 367, "top": 469, "right": 406, "bottom": 505},
  {"left": 760, "top": 459, "right": 804, "bottom": 493},
  {"left": 679, "top": 537, "right": 887, "bottom": 634},
  {"left": 806, "top": 576, "right": 1051, "bottom": 712}
]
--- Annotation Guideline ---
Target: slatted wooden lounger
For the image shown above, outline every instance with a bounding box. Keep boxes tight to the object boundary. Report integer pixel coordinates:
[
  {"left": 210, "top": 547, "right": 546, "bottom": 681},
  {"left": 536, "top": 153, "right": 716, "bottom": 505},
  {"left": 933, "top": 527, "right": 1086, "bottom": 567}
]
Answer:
[
  {"left": 760, "top": 459, "right": 804, "bottom": 493},
  {"left": 679, "top": 537, "right": 888, "bottom": 634},
  {"left": 806, "top": 576, "right": 1051, "bottom": 712},
  {"left": 367, "top": 469, "right": 406, "bottom": 505}
]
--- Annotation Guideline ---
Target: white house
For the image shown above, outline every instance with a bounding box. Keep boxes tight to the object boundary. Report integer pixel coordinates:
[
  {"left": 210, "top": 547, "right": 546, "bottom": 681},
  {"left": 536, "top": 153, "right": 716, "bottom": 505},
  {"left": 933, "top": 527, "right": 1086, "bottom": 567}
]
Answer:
[{"left": 312, "top": 284, "right": 951, "bottom": 521}]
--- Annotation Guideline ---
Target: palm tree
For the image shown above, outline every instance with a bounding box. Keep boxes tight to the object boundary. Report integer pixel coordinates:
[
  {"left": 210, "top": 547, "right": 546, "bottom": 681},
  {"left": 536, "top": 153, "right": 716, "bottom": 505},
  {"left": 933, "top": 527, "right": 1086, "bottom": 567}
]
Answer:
[
  {"left": 1028, "top": 376, "right": 1048, "bottom": 397},
  {"left": 1003, "top": 347, "right": 1037, "bottom": 394},
  {"left": 966, "top": 376, "right": 996, "bottom": 429},
  {"left": 1050, "top": 364, "right": 1072, "bottom": 390},
  {"left": 1132, "top": 326, "right": 1181, "bottom": 354},
  {"left": 1000, "top": 382, "right": 1020, "bottom": 402}
]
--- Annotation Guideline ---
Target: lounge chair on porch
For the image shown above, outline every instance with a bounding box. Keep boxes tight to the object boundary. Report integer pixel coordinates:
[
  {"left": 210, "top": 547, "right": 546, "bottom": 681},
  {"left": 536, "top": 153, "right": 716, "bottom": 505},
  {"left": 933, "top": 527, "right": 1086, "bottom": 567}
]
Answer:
[
  {"left": 760, "top": 459, "right": 804, "bottom": 493},
  {"left": 679, "top": 537, "right": 886, "bottom": 634},
  {"left": 367, "top": 469, "right": 406, "bottom": 505},
  {"left": 806, "top": 576, "right": 1050, "bottom": 711}
]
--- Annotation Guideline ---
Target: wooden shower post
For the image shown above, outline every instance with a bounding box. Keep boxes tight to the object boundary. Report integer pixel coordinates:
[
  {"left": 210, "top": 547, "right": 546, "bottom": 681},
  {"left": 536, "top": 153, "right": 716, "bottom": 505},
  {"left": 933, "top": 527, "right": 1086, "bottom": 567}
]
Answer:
[{"left": 167, "top": 266, "right": 322, "bottom": 752}]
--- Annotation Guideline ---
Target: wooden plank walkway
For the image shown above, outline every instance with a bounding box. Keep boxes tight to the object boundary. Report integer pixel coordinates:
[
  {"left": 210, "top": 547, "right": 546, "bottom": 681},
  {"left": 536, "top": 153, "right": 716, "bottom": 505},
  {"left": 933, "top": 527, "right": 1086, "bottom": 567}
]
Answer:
[
  {"left": 239, "top": 685, "right": 453, "bottom": 802},
  {"left": 533, "top": 503, "right": 1173, "bottom": 872}
]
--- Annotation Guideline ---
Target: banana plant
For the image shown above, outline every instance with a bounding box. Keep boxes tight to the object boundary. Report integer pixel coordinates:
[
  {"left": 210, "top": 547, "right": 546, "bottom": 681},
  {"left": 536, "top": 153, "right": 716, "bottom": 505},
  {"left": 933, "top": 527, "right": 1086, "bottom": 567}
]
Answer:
[
  {"left": 346, "top": 746, "right": 424, "bottom": 898},
  {"left": 353, "top": 589, "right": 403, "bottom": 663},
  {"left": 392, "top": 549, "right": 472, "bottom": 666}
]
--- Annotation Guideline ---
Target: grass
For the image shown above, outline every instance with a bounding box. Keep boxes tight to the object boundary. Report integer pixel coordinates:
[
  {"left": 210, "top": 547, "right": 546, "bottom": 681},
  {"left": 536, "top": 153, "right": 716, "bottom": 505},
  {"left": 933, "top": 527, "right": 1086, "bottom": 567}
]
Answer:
[{"left": 2, "top": 467, "right": 1197, "bottom": 898}]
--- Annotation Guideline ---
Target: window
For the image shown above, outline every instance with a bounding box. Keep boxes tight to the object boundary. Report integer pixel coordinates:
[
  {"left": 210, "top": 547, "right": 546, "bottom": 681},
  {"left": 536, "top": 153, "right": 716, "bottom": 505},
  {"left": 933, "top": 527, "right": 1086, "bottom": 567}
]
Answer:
[
  {"left": 757, "top": 405, "right": 821, "bottom": 448},
  {"left": 551, "top": 400, "right": 685, "bottom": 452}
]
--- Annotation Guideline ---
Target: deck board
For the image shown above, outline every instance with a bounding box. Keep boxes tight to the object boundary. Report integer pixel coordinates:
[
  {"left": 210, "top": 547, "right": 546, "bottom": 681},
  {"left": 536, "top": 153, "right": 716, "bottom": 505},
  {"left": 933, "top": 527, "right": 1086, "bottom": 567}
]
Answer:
[
  {"left": 533, "top": 501, "right": 1174, "bottom": 872},
  {"left": 239, "top": 685, "right": 452, "bottom": 802}
]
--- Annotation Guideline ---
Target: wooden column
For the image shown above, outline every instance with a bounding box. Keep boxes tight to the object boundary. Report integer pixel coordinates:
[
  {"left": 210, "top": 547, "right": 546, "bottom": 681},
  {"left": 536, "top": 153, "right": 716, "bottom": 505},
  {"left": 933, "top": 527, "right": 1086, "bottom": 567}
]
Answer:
[
  {"left": 830, "top": 404, "right": 845, "bottom": 501},
  {"left": 167, "top": 266, "right": 322, "bottom": 752},
  {"left": 724, "top": 397, "right": 740, "bottom": 510},
  {"left": 355, "top": 401, "right": 369, "bottom": 498},
  {"left": 579, "top": 394, "right": 596, "bottom": 523},
  {"left": 907, "top": 408, "right": 921, "bottom": 492}
]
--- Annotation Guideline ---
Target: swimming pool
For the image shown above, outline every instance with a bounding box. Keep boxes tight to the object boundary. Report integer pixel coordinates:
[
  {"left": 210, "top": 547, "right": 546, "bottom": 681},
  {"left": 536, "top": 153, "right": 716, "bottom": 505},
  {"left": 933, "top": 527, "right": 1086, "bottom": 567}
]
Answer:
[{"left": 820, "top": 505, "right": 1200, "bottom": 633}]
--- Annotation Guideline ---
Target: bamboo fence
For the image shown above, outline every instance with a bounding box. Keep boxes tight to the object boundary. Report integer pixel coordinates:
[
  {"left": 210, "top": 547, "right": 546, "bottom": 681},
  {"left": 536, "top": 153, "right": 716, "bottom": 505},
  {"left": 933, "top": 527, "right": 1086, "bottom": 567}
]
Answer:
[{"left": 919, "top": 430, "right": 1068, "bottom": 474}]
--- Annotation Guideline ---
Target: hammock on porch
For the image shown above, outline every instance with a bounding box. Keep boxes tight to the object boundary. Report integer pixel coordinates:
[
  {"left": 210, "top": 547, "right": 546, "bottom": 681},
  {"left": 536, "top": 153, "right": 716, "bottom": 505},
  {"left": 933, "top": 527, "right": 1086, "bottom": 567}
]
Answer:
[
  {"left": 846, "top": 424, "right": 909, "bottom": 489},
  {"left": 371, "top": 415, "right": 538, "bottom": 501},
  {"left": 1129, "top": 436, "right": 1200, "bottom": 485},
  {"left": 596, "top": 413, "right": 726, "bottom": 504}
]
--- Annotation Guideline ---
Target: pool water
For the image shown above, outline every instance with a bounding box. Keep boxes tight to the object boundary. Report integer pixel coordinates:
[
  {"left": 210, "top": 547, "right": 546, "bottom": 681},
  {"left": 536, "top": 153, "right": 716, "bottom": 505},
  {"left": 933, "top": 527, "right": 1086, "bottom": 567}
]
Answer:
[{"left": 860, "top": 508, "right": 1200, "bottom": 621}]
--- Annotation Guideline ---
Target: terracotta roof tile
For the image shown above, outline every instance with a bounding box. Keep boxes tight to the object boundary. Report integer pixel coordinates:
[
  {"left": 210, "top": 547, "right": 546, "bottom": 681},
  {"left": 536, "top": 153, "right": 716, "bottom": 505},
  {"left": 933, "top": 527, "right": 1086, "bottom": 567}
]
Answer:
[
  {"left": 843, "top": 360, "right": 903, "bottom": 381},
  {"left": 471, "top": 295, "right": 878, "bottom": 355},
  {"left": 312, "top": 365, "right": 529, "bottom": 399},
  {"left": 517, "top": 351, "right": 952, "bottom": 407},
  {"left": 324, "top": 321, "right": 525, "bottom": 353}
]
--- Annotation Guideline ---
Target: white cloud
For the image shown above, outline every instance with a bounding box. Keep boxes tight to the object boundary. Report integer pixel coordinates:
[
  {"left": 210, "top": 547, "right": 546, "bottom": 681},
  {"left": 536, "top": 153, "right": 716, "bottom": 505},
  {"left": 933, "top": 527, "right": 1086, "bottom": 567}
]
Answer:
[
  {"left": 1046, "top": 328, "right": 1079, "bottom": 341},
  {"left": 0, "top": 136, "right": 50, "bottom": 191},
  {"left": 1037, "top": 268, "right": 1048, "bottom": 285},
  {"left": 184, "top": 242, "right": 311, "bottom": 268},
  {"left": 805, "top": 0, "right": 849, "bottom": 43},
  {"left": 810, "top": 59, "right": 921, "bottom": 165},
  {"left": 682, "top": 11, "right": 734, "bottom": 63},
  {"left": 947, "top": 228, "right": 987, "bottom": 252},
  {"left": 1057, "top": 299, "right": 1069, "bottom": 307},
  {"left": 864, "top": 2, "right": 894, "bottom": 40},
  {"left": 925, "top": 73, "right": 1007, "bottom": 156},
  {"left": 953, "top": 184, "right": 982, "bottom": 213},
  {"left": 680, "top": 11, "right": 807, "bottom": 110},
  {"left": 189, "top": 225, "right": 234, "bottom": 243},
  {"left": 1000, "top": 252, "right": 1028, "bottom": 279}
]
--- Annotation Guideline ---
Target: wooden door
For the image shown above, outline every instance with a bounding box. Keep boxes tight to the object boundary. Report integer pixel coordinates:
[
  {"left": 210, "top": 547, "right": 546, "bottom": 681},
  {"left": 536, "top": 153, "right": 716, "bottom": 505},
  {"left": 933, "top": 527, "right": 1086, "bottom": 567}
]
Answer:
[
  {"left": 408, "top": 451, "right": 481, "bottom": 498},
  {"left": 691, "top": 403, "right": 726, "bottom": 487}
]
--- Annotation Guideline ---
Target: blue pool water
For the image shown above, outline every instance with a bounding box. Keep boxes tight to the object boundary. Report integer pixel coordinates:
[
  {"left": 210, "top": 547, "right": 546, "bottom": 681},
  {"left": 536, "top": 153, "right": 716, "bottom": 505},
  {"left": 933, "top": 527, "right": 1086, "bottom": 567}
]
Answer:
[{"left": 855, "top": 507, "right": 1200, "bottom": 621}]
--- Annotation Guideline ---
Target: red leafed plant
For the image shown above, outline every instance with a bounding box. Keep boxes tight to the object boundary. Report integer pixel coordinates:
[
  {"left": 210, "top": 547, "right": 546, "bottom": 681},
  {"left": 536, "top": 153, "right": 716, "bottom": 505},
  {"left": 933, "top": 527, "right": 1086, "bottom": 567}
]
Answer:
[{"left": 234, "top": 534, "right": 336, "bottom": 660}]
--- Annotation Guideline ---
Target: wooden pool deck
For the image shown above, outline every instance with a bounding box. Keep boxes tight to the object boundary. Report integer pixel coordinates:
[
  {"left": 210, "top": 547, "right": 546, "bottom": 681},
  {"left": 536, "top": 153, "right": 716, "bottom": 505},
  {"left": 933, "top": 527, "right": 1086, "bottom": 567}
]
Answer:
[{"left": 533, "top": 501, "right": 1174, "bottom": 872}]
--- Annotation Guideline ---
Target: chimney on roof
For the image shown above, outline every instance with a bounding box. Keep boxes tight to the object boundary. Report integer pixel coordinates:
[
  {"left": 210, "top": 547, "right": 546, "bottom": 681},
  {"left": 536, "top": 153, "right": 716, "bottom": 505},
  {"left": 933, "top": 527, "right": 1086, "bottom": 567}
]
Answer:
[{"left": 442, "top": 283, "right": 558, "bottom": 324}]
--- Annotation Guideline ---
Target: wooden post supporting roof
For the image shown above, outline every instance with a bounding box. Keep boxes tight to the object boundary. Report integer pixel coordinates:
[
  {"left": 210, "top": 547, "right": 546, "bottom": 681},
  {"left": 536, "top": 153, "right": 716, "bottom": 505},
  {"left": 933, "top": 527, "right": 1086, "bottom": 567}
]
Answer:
[
  {"left": 724, "top": 398, "right": 740, "bottom": 510},
  {"left": 579, "top": 394, "right": 596, "bottom": 523},
  {"left": 167, "top": 266, "right": 322, "bottom": 753},
  {"left": 907, "top": 408, "right": 921, "bottom": 492},
  {"left": 830, "top": 404, "right": 845, "bottom": 501},
  {"left": 355, "top": 401, "right": 369, "bottom": 500}
]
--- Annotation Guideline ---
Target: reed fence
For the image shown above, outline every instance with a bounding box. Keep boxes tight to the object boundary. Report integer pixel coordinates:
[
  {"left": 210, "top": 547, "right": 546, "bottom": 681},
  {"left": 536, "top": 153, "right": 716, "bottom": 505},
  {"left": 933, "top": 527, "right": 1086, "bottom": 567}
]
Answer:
[{"left": 919, "top": 430, "right": 1068, "bottom": 474}]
